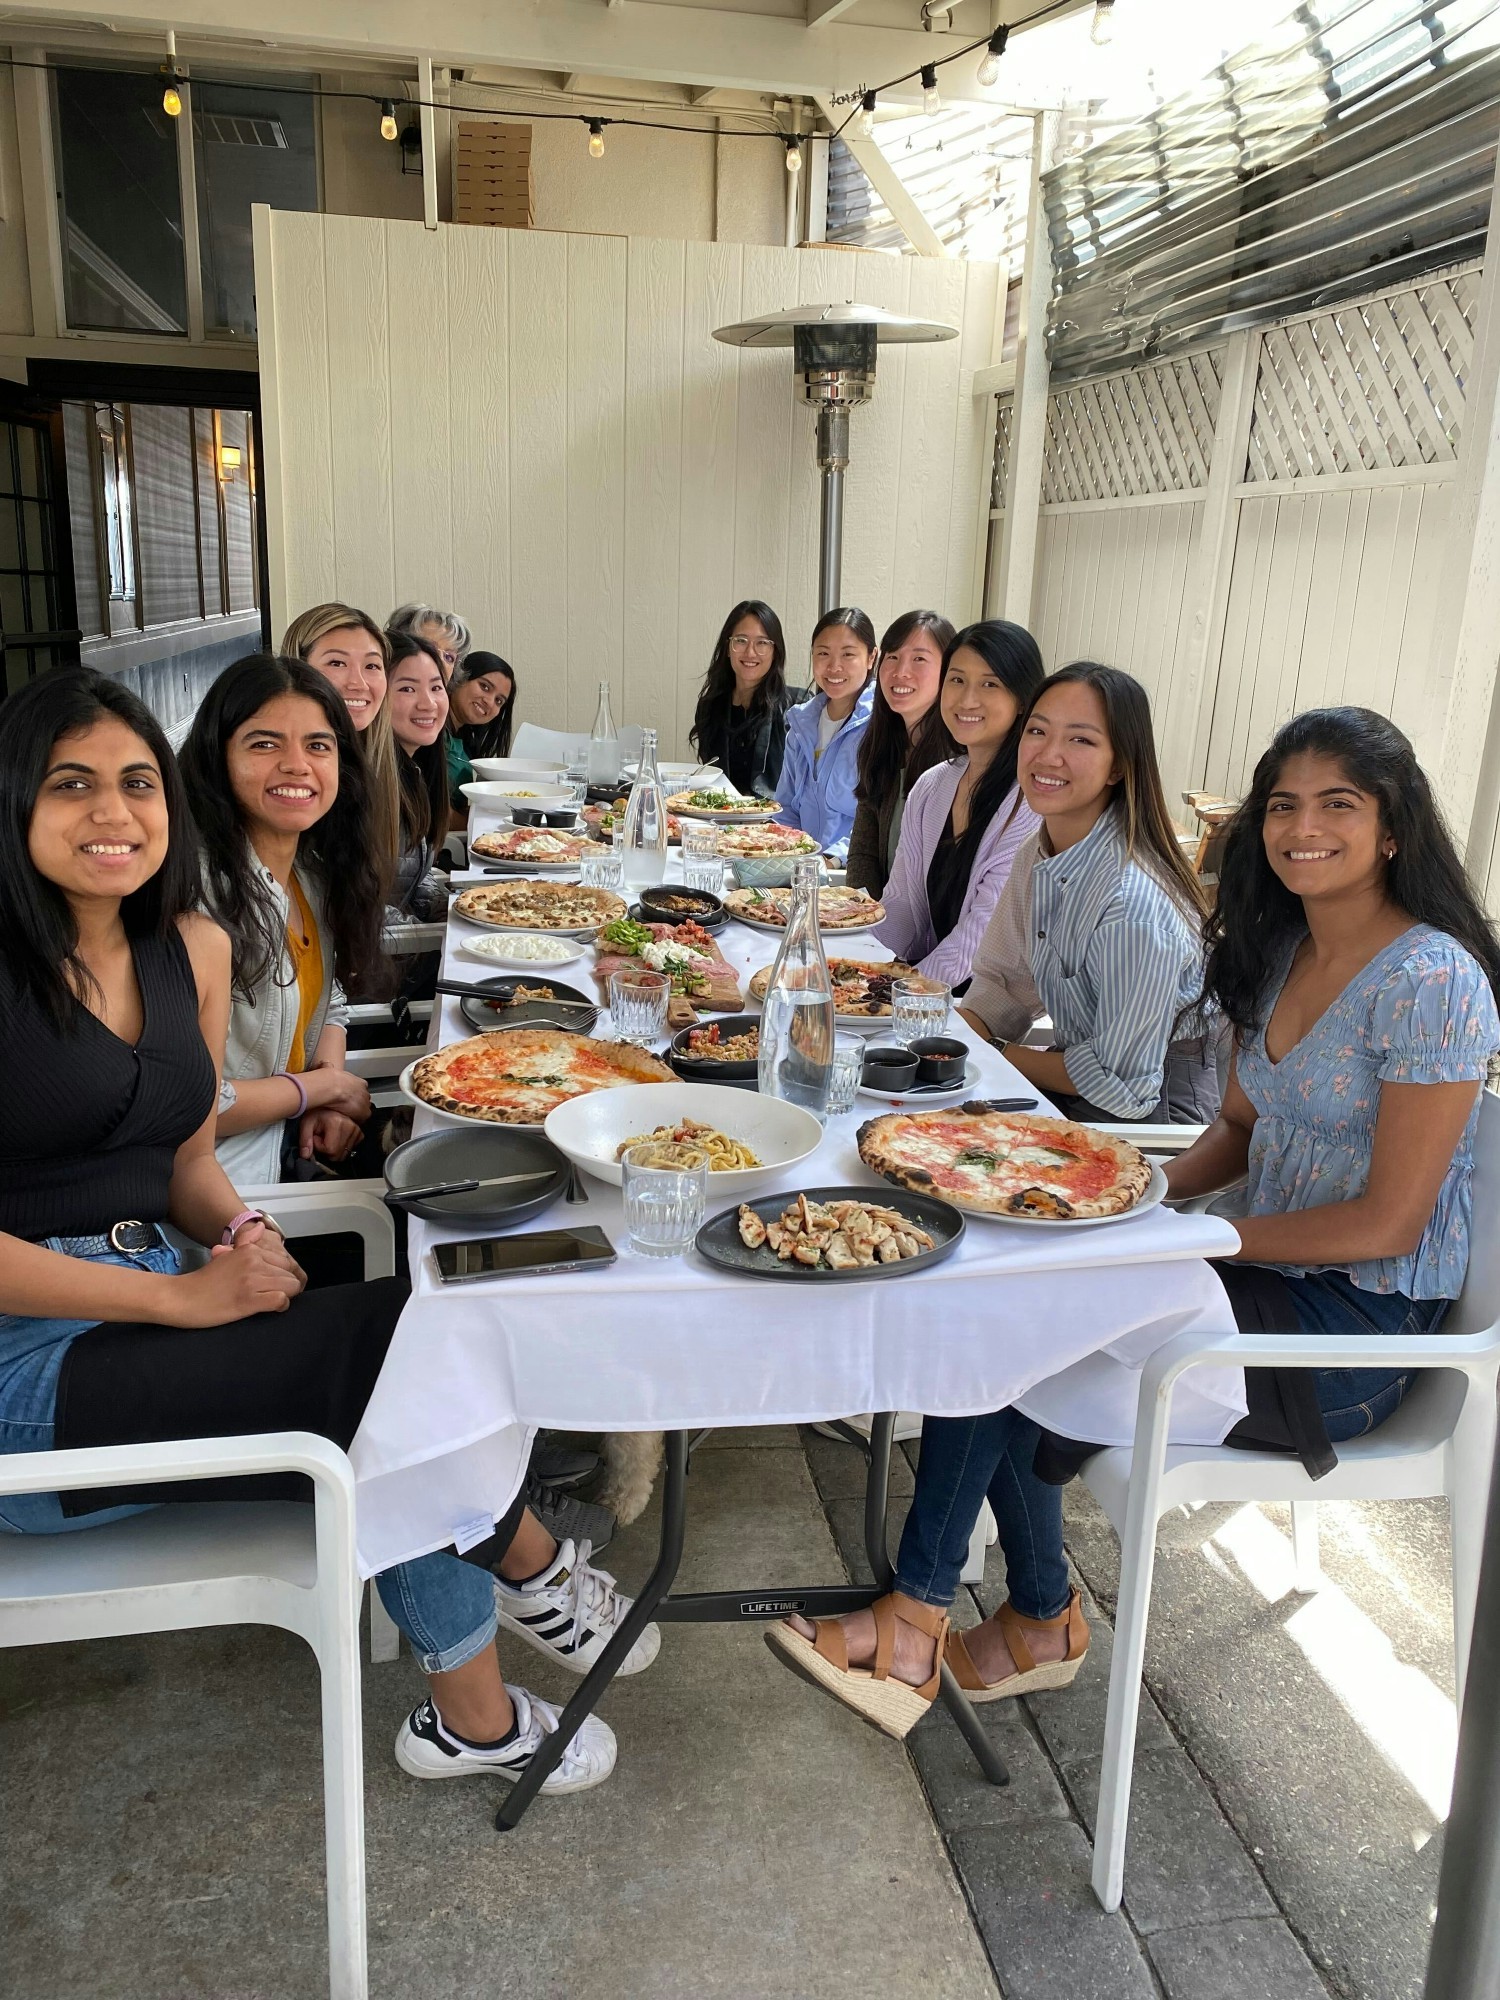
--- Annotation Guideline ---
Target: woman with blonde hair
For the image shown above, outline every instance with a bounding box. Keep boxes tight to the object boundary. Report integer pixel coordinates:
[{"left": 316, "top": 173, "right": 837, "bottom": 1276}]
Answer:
[{"left": 280, "top": 602, "right": 401, "bottom": 875}]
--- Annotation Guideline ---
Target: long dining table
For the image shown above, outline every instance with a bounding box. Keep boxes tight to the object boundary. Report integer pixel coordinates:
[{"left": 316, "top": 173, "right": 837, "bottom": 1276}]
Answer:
[{"left": 350, "top": 812, "right": 1245, "bottom": 1825}]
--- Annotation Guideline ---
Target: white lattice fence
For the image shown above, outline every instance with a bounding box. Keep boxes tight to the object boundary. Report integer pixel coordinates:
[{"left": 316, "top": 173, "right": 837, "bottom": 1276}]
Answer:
[
  {"left": 1245, "top": 268, "right": 1479, "bottom": 481},
  {"left": 992, "top": 398, "right": 1014, "bottom": 511},
  {"left": 1040, "top": 351, "right": 1223, "bottom": 502}
]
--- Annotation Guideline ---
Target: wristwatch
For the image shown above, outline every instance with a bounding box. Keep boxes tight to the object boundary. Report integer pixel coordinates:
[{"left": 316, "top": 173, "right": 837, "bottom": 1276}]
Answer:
[{"left": 221, "top": 1208, "right": 286, "bottom": 1247}]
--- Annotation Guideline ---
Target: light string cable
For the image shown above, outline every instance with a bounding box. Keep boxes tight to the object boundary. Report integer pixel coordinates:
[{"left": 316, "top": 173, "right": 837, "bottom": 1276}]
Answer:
[{"left": 1, "top": 0, "right": 1089, "bottom": 152}]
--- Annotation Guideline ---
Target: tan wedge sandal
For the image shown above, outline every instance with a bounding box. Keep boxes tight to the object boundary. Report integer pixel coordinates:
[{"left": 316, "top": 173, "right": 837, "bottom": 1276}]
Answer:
[
  {"left": 764, "top": 1594, "right": 948, "bottom": 1740},
  {"left": 945, "top": 1589, "right": 1089, "bottom": 1704}
]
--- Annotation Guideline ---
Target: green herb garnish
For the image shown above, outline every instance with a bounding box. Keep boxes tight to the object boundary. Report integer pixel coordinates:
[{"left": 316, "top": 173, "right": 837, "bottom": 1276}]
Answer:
[
  {"left": 955, "top": 1148, "right": 1004, "bottom": 1172},
  {"left": 597, "top": 918, "right": 654, "bottom": 955}
]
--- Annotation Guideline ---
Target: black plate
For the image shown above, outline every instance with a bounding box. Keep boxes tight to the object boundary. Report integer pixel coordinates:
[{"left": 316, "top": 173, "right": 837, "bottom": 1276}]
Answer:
[
  {"left": 458, "top": 974, "right": 599, "bottom": 1035},
  {"left": 668, "top": 1012, "right": 761, "bottom": 1081},
  {"left": 384, "top": 1126, "right": 568, "bottom": 1225},
  {"left": 695, "top": 1183, "right": 964, "bottom": 1282}
]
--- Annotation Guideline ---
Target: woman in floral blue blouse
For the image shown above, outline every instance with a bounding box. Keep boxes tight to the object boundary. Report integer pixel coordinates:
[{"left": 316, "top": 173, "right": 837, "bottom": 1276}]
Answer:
[
  {"left": 765, "top": 705, "right": 1500, "bottom": 1730},
  {"left": 1163, "top": 704, "right": 1500, "bottom": 1467}
]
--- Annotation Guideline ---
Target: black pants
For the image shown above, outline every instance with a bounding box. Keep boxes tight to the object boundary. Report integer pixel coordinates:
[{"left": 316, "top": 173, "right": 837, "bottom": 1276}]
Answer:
[{"left": 53, "top": 1276, "right": 408, "bottom": 1513}]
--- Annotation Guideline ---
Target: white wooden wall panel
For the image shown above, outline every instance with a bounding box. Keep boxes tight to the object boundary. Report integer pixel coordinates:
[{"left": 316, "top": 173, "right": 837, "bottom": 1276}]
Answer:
[
  {"left": 256, "top": 210, "right": 999, "bottom": 755},
  {"left": 1032, "top": 500, "right": 1202, "bottom": 740},
  {"left": 1202, "top": 481, "right": 1453, "bottom": 797}
]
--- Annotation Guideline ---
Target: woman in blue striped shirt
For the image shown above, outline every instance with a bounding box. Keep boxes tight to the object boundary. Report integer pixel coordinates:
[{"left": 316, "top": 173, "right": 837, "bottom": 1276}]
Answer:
[
  {"left": 958, "top": 662, "right": 1219, "bottom": 1124},
  {"left": 768, "top": 662, "right": 1220, "bottom": 1733}
]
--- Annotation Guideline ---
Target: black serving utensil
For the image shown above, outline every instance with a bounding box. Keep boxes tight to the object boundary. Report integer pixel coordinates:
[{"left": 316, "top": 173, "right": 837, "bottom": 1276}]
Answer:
[{"left": 959, "top": 1097, "right": 1040, "bottom": 1113}]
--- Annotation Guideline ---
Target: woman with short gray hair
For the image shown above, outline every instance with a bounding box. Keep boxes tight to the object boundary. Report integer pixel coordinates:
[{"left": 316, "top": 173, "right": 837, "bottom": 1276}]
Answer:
[{"left": 389, "top": 603, "right": 471, "bottom": 676}]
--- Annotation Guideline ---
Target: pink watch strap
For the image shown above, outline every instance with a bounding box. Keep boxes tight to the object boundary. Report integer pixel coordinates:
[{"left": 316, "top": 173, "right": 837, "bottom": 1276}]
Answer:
[{"left": 222, "top": 1208, "right": 268, "bottom": 1247}]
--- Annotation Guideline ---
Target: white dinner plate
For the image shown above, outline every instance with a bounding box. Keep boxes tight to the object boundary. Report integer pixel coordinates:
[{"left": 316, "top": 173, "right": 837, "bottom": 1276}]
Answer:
[
  {"left": 457, "top": 934, "right": 587, "bottom": 971},
  {"left": 962, "top": 1162, "right": 1170, "bottom": 1228},
  {"left": 732, "top": 909, "right": 880, "bottom": 938},
  {"left": 856, "top": 1065, "right": 979, "bottom": 1105},
  {"left": 469, "top": 758, "right": 566, "bottom": 782},
  {"left": 451, "top": 890, "right": 624, "bottom": 939},
  {"left": 544, "top": 1082, "right": 823, "bottom": 1199},
  {"left": 397, "top": 1058, "right": 543, "bottom": 1129},
  {"left": 461, "top": 781, "right": 573, "bottom": 810}
]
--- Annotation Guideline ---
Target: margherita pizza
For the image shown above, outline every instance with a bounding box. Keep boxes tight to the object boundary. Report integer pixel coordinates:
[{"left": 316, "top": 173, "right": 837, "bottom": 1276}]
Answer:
[
  {"left": 408, "top": 1029, "right": 673, "bottom": 1125},
  {"left": 717, "top": 823, "right": 821, "bottom": 859},
  {"left": 857, "top": 1108, "right": 1151, "bottom": 1219},
  {"left": 470, "top": 827, "right": 590, "bottom": 867},
  {"left": 452, "top": 880, "right": 627, "bottom": 934}
]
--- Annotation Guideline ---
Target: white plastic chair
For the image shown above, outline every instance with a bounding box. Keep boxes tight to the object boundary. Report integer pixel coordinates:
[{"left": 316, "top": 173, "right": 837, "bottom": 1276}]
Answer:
[
  {"left": 0, "top": 1430, "right": 368, "bottom": 1999},
  {"left": 1081, "top": 1088, "right": 1500, "bottom": 1911},
  {"left": 511, "top": 721, "right": 644, "bottom": 767}
]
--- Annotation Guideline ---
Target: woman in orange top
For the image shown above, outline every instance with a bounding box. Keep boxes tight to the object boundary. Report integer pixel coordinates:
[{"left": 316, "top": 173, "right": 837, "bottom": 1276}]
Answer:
[{"left": 180, "top": 656, "right": 386, "bottom": 1185}]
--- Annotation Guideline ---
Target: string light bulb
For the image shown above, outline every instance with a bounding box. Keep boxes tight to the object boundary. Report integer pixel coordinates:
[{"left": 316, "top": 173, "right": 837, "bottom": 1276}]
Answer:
[
  {"left": 920, "top": 64, "right": 940, "bottom": 116},
  {"left": 379, "top": 99, "right": 398, "bottom": 141},
  {"left": 1091, "top": 0, "right": 1115, "bottom": 45},
  {"left": 856, "top": 91, "right": 876, "bottom": 140},
  {"left": 783, "top": 134, "right": 803, "bottom": 174},
  {"left": 160, "top": 29, "right": 182, "bottom": 118},
  {"left": 587, "top": 118, "right": 606, "bottom": 159},
  {"left": 976, "top": 26, "right": 1009, "bottom": 88}
]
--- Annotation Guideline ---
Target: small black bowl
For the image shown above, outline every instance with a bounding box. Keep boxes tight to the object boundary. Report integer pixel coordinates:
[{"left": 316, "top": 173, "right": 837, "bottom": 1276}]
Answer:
[
  {"left": 668, "top": 1012, "right": 761, "bottom": 1082},
  {"left": 511, "top": 803, "right": 579, "bottom": 828},
  {"left": 862, "top": 1044, "right": 920, "bottom": 1092},
  {"left": 637, "top": 883, "right": 727, "bottom": 929},
  {"left": 910, "top": 1035, "right": 967, "bottom": 1087}
]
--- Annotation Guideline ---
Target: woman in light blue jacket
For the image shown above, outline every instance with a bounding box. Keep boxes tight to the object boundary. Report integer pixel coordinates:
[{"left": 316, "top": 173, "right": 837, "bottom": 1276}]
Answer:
[{"left": 775, "top": 606, "right": 878, "bottom": 864}]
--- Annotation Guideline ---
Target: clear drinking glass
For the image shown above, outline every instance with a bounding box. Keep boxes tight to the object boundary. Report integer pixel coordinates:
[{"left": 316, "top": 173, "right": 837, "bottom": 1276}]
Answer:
[
  {"left": 580, "top": 847, "right": 625, "bottom": 893},
  {"left": 824, "top": 1031, "right": 866, "bottom": 1118},
  {"left": 621, "top": 1143, "right": 710, "bottom": 1258},
  {"left": 609, "top": 969, "right": 670, "bottom": 1045},
  {"left": 890, "top": 977, "right": 951, "bottom": 1045},
  {"left": 564, "top": 776, "right": 589, "bottom": 810},
  {"left": 681, "top": 820, "right": 722, "bottom": 896}
]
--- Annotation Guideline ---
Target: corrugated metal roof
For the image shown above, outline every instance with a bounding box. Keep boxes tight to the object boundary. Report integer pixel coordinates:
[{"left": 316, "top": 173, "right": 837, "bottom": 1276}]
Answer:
[
  {"left": 1045, "top": 0, "right": 1500, "bottom": 380},
  {"left": 827, "top": 103, "right": 1036, "bottom": 263}
]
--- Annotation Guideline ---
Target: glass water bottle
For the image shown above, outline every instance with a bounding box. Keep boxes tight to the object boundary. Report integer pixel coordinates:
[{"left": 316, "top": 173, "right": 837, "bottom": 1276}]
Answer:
[
  {"left": 587, "top": 679, "right": 621, "bottom": 789},
  {"left": 621, "top": 727, "right": 670, "bottom": 890},
  {"left": 757, "top": 855, "right": 834, "bottom": 1116}
]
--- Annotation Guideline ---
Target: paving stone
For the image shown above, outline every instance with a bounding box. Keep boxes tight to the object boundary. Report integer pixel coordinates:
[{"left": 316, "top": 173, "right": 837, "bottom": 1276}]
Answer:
[
  {"left": 1148, "top": 1917, "right": 1331, "bottom": 2000},
  {"left": 824, "top": 1494, "right": 911, "bottom": 1587},
  {"left": 694, "top": 1425, "right": 803, "bottom": 1450},
  {"left": 949, "top": 1819, "right": 1159, "bottom": 2000},
  {"left": 1004, "top": 1583, "right": 1176, "bottom": 1771},
  {"left": 1065, "top": 1747, "right": 1276, "bottom": 1936},
  {"left": 909, "top": 1696, "right": 1071, "bottom": 1831},
  {"left": 799, "top": 1426, "right": 915, "bottom": 1502}
]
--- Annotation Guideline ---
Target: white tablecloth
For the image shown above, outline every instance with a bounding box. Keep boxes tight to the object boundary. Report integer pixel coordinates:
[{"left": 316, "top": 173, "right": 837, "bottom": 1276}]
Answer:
[{"left": 349, "top": 848, "right": 1244, "bottom": 1576}]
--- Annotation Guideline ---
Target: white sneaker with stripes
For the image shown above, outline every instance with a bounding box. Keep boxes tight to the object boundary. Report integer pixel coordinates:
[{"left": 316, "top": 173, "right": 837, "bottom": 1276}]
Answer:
[
  {"left": 493, "top": 1537, "right": 661, "bottom": 1676},
  {"left": 395, "top": 1687, "right": 616, "bottom": 1794}
]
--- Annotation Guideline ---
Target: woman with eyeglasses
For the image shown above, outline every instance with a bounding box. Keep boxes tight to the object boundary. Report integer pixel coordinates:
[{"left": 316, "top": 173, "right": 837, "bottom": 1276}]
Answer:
[
  {"left": 688, "top": 602, "right": 798, "bottom": 799},
  {"left": 388, "top": 603, "right": 472, "bottom": 680}
]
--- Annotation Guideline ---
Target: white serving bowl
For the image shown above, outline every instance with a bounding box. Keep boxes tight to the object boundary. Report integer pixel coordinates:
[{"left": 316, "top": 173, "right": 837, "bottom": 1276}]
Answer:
[
  {"left": 470, "top": 758, "right": 565, "bottom": 782},
  {"left": 544, "top": 1082, "right": 824, "bottom": 1199},
  {"left": 461, "top": 781, "right": 573, "bottom": 811}
]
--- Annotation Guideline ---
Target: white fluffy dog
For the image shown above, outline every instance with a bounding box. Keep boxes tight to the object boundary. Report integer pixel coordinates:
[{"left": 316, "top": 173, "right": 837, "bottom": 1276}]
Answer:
[{"left": 596, "top": 1431, "right": 666, "bottom": 1525}]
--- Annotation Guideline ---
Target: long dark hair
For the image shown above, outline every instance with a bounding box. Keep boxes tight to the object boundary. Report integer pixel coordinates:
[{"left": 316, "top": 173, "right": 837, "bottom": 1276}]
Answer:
[
  {"left": 452, "top": 649, "right": 517, "bottom": 761},
  {"left": 1030, "top": 663, "right": 1207, "bottom": 918},
  {"left": 939, "top": 620, "right": 1046, "bottom": 863},
  {"left": 689, "top": 600, "right": 789, "bottom": 759},
  {"left": 180, "top": 654, "right": 385, "bottom": 1001},
  {"left": 388, "top": 630, "right": 452, "bottom": 855},
  {"left": 0, "top": 670, "right": 201, "bottom": 1028},
  {"left": 855, "top": 609, "right": 957, "bottom": 814},
  {"left": 1203, "top": 706, "right": 1500, "bottom": 1033}
]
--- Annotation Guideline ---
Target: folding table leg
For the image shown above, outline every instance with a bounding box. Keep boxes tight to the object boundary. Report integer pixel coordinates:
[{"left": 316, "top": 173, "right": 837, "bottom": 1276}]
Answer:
[
  {"left": 862, "top": 1413, "right": 1009, "bottom": 1790},
  {"left": 495, "top": 1429, "right": 691, "bottom": 1832}
]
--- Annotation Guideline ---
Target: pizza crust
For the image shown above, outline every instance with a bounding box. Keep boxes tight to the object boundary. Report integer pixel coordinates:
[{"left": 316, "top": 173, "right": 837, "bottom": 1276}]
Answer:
[{"left": 856, "top": 1109, "right": 1151, "bottom": 1219}]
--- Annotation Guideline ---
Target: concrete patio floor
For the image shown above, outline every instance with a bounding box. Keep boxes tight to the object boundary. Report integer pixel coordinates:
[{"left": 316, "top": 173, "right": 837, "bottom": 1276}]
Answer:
[{"left": 0, "top": 1425, "right": 1454, "bottom": 1999}]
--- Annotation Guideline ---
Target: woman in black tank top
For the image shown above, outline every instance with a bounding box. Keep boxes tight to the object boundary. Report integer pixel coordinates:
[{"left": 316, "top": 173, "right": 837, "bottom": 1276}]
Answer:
[{"left": 0, "top": 671, "right": 639, "bottom": 1810}]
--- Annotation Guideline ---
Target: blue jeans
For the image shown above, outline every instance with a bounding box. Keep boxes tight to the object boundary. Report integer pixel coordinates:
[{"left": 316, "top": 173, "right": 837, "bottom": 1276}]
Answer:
[
  {"left": 893, "top": 1270, "right": 1447, "bottom": 1615},
  {"left": 0, "top": 1236, "right": 498, "bottom": 1674}
]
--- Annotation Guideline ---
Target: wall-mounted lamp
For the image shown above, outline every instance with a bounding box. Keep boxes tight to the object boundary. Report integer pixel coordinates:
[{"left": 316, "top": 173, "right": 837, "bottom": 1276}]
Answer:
[{"left": 218, "top": 444, "right": 242, "bottom": 478}]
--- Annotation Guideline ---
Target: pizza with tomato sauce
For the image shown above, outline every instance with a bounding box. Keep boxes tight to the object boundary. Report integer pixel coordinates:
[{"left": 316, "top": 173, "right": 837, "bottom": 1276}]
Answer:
[
  {"left": 409, "top": 1029, "right": 673, "bottom": 1126},
  {"left": 856, "top": 1108, "right": 1151, "bottom": 1219}
]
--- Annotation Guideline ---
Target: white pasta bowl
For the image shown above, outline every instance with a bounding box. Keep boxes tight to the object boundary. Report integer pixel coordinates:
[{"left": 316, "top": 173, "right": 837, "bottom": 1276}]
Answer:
[
  {"left": 461, "top": 781, "right": 573, "bottom": 810},
  {"left": 544, "top": 1082, "right": 824, "bottom": 1198},
  {"left": 470, "top": 758, "right": 565, "bottom": 782}
]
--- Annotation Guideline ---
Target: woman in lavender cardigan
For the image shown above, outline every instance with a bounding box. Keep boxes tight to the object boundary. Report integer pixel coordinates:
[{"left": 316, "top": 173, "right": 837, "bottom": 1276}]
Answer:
[{"left": 873, "top": 621, "right": 1044, "bottom": 987}]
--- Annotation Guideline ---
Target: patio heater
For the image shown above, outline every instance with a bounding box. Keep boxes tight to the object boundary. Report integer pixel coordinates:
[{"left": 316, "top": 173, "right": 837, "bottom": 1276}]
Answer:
[{"left": 712, "top": 303, "right": 958, "bottom": 613}]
